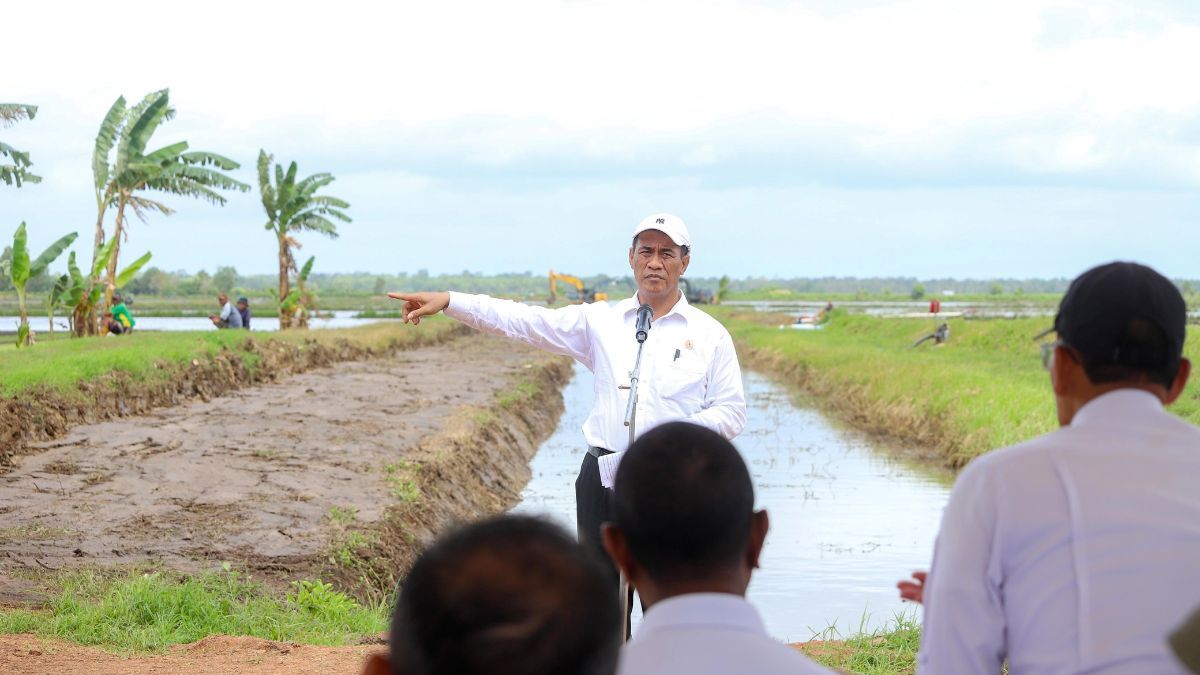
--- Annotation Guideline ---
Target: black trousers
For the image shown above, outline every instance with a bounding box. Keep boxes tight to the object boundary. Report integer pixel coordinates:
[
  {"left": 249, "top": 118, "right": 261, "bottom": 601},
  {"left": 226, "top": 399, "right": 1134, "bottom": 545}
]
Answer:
[{"left": 575, "top": 449, "right": 619, "bottom": 589}]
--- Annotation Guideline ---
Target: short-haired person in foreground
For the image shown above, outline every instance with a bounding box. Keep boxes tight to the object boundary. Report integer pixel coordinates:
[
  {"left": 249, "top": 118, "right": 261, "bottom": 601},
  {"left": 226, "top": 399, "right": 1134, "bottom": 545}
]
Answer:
[
  {"left": 915, "top": 262, "right": 1200, "bottom": 674},
  {"left": 603, "top": 422, "right": 833, "bottom": 675},
  {"left": 362, "top": 515, "right": 621, "bottom": 675}
]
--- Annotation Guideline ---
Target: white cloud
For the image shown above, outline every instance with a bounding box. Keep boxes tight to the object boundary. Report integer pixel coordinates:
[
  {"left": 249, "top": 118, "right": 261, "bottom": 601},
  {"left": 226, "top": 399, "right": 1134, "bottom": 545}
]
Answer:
[{"left": 3, "top": 0, "right": 1200, "bottom": 277}]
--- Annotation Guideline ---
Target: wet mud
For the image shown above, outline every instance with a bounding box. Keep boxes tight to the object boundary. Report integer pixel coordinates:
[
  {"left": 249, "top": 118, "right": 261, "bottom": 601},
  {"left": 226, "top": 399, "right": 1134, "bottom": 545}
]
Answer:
[{"left": 0, "top": 333, "right": 571, "bottom": 602}]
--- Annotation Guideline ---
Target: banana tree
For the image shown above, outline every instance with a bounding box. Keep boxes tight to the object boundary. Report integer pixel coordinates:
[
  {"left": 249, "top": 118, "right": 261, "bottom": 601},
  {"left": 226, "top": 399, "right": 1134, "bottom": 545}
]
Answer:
[
  {"left": 7, "top": 223, "right": 77, "bottom": 347},
  {"left": 274, "top": 256, "right": 318, "bottom": 329},
  {"left": 46, "top": 274, "right": 70, "bottom": 336},
  {"left": 1, "top": 104, "right": 41, "bottom": 188},
  {"left": 258, "top": 150, "right": 349, "bottom": 329},
  {"left": 67, "top": 239, "right": 151, "bottom": 337},
  {"left": 90, "top": 89, "right": 248, "bottom": 331}
]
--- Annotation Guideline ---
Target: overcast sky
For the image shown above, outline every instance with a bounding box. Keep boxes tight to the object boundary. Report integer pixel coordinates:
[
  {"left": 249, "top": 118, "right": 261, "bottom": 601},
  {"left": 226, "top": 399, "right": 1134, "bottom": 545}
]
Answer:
[{"left": 3, "top": 0, "right": 1199, "bottom": 280}]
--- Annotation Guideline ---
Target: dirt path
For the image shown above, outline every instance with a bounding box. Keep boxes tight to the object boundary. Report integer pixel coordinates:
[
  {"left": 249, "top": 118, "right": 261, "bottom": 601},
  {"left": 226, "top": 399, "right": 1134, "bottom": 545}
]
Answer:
[
  {"left": 0, "top": 634, "right": 836, "bottom": 674},
  {"left": 0, "top": 634, "right": 381, "bottom": 675},
  {"left": 0, "top": 333, "right": 559, "bottom": 601}
]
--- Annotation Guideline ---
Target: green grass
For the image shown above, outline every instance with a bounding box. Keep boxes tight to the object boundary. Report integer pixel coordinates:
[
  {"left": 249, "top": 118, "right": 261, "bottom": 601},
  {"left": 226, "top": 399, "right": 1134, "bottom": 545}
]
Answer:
[
  {"left": 801, "top": 614, "right": 921, "bottom": 674},
  {"left": 0, "top": 317, "right": 457, "bottom": 398},
  {"left": 712, "top": 307, "right": 1200, "bottom": 466},
  {"left": 0, "top": 568, "right": 386, "bottom": 652}
]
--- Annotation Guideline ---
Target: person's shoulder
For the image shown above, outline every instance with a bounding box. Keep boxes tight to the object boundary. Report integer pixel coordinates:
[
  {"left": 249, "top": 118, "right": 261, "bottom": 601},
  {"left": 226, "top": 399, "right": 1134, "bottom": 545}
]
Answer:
[{"left": 950, "top": 429, "right": 1071, "bottom": 495}]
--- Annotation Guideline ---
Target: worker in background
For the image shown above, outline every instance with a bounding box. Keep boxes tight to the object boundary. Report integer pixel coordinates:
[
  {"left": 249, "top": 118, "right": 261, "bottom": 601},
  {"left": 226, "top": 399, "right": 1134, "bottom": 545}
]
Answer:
[
  {"left": 237, "top": 296, "right": 251, "bottom": 330},
  {"left": 111, "top": 293, "right": 135, "bottom": 333},
  {"left": 210, "top": 292, "right": 243, "bottom": 329}
]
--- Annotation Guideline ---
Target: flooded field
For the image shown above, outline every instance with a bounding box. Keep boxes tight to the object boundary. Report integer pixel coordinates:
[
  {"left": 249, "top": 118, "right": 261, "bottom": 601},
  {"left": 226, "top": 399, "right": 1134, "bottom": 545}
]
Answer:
[
  {"left": 0, "top": 310, "right": 392, "bottom": 333},
  {"left": 514, "top": 362, "right": 950, "bottom": 641}
]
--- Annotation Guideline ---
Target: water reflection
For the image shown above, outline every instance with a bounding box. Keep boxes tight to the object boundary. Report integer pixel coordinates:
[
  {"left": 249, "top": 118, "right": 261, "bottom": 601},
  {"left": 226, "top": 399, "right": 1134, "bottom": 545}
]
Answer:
[{"left": 513, "top": 362, "right": 950, "bottom": 641}]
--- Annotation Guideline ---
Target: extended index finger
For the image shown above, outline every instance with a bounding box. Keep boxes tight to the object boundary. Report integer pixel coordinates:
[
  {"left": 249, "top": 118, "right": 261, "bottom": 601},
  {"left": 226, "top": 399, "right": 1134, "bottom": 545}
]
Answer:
[{"left": 387, "top": 292, "right": 418, "bottom": 302}]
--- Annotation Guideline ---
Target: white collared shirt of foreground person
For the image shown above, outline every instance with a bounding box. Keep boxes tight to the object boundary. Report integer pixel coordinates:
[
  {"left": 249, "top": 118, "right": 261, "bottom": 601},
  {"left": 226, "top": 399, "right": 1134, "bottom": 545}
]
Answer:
[
  {"left": 618, "top": 593, "right": 834, "bottom": 675},
  {"left": 917, "top": 262, "right": 1200, "bottom": 675}
]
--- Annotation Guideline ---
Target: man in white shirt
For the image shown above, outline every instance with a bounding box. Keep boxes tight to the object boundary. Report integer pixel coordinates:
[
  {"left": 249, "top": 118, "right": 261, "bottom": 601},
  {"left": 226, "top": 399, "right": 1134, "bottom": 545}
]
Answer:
[
  {"left": 915, "top": 261, "right": 1200, "bottom": 674},
  {"left": 388, "top": 214, "right": 747, "bottom": 587},
  {"left": 601, "top": 421, "right": 832, "bottom": 675},
  {"left": 209, "top": 292, "right": 243, "bottom": 329}
]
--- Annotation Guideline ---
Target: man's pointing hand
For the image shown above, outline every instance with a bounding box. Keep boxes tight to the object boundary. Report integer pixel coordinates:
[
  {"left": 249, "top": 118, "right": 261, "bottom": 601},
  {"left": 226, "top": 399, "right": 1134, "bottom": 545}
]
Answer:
[{"left": 387, "top": 291, "right": 451, "bottom": 325}]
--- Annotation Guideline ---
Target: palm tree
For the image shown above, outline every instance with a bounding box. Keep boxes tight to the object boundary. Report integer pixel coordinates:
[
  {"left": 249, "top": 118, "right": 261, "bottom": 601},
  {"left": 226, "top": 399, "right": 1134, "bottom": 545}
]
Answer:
[
  {"left": 1, "top": 103, "right": 41, "bottom": 187},
  {"left": 257, "top": 150, "right": 350, "bottom": 329},
  {"left": 90, "top": 89, "right": 249, "bottom": 330}
]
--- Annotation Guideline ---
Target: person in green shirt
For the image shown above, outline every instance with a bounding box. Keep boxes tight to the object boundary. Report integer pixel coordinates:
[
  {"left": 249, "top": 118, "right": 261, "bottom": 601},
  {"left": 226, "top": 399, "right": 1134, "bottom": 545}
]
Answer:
[{"left": 111, "top": 293, "right": 135, "bottom": 333}]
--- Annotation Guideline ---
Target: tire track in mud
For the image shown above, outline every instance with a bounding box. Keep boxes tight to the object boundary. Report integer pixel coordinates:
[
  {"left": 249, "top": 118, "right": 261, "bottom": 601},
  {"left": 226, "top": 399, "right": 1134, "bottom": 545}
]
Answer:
[{"left": 0, "top": 333, "right": 571, "bottom": 602}]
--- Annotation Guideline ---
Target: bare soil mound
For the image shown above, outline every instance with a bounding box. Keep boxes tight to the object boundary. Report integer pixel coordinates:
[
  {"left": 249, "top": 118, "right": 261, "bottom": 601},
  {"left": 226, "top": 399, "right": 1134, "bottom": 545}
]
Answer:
[
  {"left": 0, "top": 633, "right": 381, "bottom": 674},
  {"left": 0, "top": 333, "right": 570, "bottom": 601}
]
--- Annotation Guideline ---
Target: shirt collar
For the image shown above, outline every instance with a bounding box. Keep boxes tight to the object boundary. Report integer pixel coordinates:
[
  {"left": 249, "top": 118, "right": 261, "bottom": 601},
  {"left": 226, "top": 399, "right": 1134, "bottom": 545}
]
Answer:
[
  {"left": 620, "top": 290, "right": 691, "bottom": 324},
  {"left": 1071, "top": 388, "right": 1165, "bottom": 428},
  {"left": 635, "top": 593, "right": 767, "bottom": 639}
]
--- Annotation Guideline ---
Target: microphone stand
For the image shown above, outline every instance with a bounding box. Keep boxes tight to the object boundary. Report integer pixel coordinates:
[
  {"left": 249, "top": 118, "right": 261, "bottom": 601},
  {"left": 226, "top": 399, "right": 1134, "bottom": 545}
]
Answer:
[{"left": 617, "top": 307, "right": 650, "bottom": 640}]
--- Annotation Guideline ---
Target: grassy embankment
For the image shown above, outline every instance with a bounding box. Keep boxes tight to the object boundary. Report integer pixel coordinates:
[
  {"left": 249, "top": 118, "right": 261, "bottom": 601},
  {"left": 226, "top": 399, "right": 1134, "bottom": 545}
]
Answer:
[
  {"left": 0, "top": 569, "right": 386, "bottom": 652},
  {"left": 714, "top": 307, "right": 1200, "bottom": 467},
  {"left": 0, "top": 319, "right": 457, "bottom": 397}
]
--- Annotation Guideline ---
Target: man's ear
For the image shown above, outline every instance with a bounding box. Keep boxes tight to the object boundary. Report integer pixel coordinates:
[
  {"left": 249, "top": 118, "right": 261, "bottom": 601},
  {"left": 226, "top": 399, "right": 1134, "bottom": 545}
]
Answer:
[
  {"left": 680, "top": 253, "right": 690, "bottom": 275},
  {"left": 602, "top": 523, "right": 635, "bottom": 580},
  {"left": 1051, "top": 345, "right": 1076, "bottom": 397},
  {"left": 361, "top": 653, "right": 393, "bottom": 675},
  {"left": 1166, "top": 358, "right": 1191, "bottom": 405},
  {"left": 747, "top": 510, "right": 769, "bottom": 570},
  {"left": 629, "top": 246, "right": 636, "bottom": 272}
]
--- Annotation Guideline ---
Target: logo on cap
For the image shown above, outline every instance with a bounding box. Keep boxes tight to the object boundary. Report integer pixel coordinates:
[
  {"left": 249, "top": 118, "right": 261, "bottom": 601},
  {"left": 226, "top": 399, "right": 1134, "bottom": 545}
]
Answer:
[{"left": 656, "top": 218, "right": 665, "bottom": 224}]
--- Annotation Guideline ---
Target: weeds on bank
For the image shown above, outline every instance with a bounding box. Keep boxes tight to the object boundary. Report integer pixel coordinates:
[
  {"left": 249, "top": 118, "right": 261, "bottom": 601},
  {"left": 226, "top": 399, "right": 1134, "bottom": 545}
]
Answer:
[
  {"left": 383, "top": 460, "right": 421, "bottom": 503},
  {"left": 801, "top": 612, "right": 921, "bottom": 674},
  {"left": 0, "top": 567, "right": 387, "bottom": 652}
]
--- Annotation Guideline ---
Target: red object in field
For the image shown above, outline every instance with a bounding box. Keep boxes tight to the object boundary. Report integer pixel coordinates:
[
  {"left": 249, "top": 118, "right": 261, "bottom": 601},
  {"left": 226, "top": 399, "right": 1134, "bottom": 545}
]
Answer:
[{"left": 930, "top": 299, "right": 941, "bottom": 314}]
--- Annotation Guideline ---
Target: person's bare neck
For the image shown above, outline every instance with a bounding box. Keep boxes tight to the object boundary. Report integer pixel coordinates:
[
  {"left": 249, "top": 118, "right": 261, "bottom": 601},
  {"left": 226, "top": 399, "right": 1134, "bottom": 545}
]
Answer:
[
  {"left": 637, "top": 287, "right": 681, "bottom": 319},
  {"left": 637, "top": 573, "right": 748, "bottom": 610}
]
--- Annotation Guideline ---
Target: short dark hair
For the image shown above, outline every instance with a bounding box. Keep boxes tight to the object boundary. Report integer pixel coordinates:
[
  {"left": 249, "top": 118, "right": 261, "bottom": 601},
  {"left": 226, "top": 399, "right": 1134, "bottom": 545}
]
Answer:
[
  {"left": 631, "top": 235, "right": 689, "bottom": 258},
  {"left": 613, "top": 422, "right": 753, "bottom": 581},
  {"left": 1079, "top": 317, "right": 1179, "bottom": 389},
  {"left": 390, "top": 515, "right": 620, "bottom": 675}
]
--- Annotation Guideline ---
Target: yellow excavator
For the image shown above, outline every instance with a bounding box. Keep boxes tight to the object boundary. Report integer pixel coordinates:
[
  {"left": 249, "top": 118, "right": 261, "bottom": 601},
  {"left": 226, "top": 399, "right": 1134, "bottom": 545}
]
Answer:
[{"left": 549, "top": 269, "right": 609, "bottom": 304}]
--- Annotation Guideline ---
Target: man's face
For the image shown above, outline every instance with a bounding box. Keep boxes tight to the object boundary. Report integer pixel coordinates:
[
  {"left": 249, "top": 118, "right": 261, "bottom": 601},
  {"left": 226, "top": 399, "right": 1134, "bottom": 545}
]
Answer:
[
  {"left": 218, "top": 294, "right": 227, "bottom": 306},
  {"left": 629, "top": 229, "right": 689, "bottom": 299},
  {"left": 237, "top": 301, "right": 247, "bottom": 310}
]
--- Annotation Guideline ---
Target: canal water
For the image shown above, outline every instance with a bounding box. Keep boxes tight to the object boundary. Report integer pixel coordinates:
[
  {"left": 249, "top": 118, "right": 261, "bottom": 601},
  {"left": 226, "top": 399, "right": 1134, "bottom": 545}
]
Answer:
[
  {"left": 512, "top": 362, "right": 951, "bottom": 642},
  {"left": 0, "top": 310, "right": 390, "bottom": 334}
]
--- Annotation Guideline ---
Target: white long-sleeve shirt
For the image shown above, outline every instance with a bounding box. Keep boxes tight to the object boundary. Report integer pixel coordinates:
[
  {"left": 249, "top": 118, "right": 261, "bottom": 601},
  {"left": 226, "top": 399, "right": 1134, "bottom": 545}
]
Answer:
[
  {"left": 919, "top": 389, "right": 1200, "bottom": 675},
  {"left": 444, "top": 291, "right": 746, "bottom": 452}
]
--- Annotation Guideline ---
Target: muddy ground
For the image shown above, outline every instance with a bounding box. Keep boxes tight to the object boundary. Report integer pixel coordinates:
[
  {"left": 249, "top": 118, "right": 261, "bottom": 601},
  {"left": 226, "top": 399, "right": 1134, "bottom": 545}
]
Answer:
[
  {"left": 0, "top": 634, "right": 833, "bottom": 674},
  {"left": 0, "top": 333, "right": 569, "bottom": 604}
]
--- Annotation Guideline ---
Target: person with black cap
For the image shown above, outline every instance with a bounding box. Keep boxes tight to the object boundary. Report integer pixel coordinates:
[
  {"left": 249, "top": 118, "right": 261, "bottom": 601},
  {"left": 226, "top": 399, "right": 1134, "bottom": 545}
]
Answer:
[
  {"left": 236, "top": 296, "right": 251, "bottom": 330},
  {"left": 910, "top": 261, "right": 1200, "bottom": 674},
  {"left": 385, "top": 214, "right": 747, "bottom": 594}
]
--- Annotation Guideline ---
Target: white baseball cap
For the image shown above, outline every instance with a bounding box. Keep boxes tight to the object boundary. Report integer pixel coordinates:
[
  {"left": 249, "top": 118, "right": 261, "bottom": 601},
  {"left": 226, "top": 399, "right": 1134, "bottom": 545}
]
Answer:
[{"left": 632, "top": 213, "right": 691, "bottom": 249}]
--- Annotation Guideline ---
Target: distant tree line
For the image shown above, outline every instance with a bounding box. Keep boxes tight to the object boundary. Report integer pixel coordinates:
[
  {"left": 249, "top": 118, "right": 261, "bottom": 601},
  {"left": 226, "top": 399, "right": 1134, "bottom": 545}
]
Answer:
[{"left": 51, "top": 268, "right": 1196, "bottom": 300}]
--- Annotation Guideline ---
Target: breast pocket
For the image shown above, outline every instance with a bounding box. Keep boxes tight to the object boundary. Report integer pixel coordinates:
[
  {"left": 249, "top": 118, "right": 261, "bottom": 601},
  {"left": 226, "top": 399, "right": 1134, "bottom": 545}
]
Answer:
[{"left": 656, "top": 356, "right": 707, "bottom": 410}]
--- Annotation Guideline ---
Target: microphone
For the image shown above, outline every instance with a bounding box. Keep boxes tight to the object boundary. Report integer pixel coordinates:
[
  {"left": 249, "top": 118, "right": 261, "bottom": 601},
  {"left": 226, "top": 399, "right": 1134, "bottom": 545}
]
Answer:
[{"left": 635, "top": 304, "right": 652, "bottom": 343}]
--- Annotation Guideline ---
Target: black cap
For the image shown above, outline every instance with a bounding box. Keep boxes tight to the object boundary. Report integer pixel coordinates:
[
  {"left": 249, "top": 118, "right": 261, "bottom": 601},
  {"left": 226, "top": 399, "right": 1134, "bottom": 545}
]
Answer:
[
  {"left": 1047, "top": 262, "right": 1186, "bottom": 372},
  {"left": 237, "top": 296, "right": 248, "bottom": 304}
]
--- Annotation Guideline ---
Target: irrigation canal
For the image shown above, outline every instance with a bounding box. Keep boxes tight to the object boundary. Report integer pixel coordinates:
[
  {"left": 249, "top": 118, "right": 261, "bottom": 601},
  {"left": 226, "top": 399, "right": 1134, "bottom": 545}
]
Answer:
[{"left": 512, "top": 362, "right": 951, "bottom": 642}]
